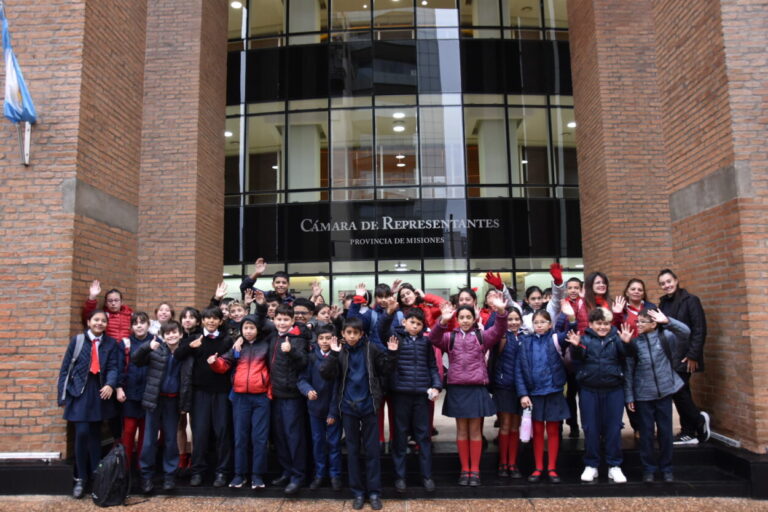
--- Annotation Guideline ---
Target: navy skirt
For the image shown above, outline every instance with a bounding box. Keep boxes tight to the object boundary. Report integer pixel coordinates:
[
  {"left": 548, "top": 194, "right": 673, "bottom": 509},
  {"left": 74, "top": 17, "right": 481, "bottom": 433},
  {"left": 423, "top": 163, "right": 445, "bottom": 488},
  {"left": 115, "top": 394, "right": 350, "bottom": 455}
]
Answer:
[
  {"left": 63, "top": 373, "right": 119, "bottom": 422},
  {"left": 122, "top": 399, "right": 145, "bottom": 419},
  {"left": 530, "top": 391, "right": 570, "bottom": 422},
  {"left": 492, "top": 386, "right": 522, "bottom": 415},
  {"left": 442, "top": 385, "right": 496, "bottom": 418}
]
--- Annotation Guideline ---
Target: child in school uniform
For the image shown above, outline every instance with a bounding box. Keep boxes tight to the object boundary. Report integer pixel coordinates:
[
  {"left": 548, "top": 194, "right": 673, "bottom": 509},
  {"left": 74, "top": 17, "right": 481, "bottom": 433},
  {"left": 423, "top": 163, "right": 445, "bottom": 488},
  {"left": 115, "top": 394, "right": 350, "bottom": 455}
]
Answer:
[
  {"left": 378, "top": 307, "right": 441, "bottom": 493},
  {"left": 298, "top": 324, "right": 342, "bottom": 491},
  {"left": 429, "top": 296, "right": 508, "bottom": 487},
  {"left": 208, "top": 314, "right": 271, "bottom": 490},
  {"left": 176, "top": 307, "right": 202, "bottom": 470},
  {"left": 133, "top": 320, "right": 186, "bottom": 493},
  {"left": 173, "top": 307, "right": 234, "bottom": 488},
  {"left": 117, "top": 312, "right": 151, "bottom": 473},
  {"left": 490, "top": 307, "right": 524, "bottom": 478},
  {"left": 321, "top": 316, "right": 398, "bottom": 511},
  {"left": 516, "top": 310, "right": 570, "bottom": 484},
  {"left": 57, "top": 310, "right": 120, "bottom": 499},
  {"left": 624, "top": 308, "right": 690, "bottom": 483},
  {"left": 565, "top": 308, "right": 632, "bottom": 484}
]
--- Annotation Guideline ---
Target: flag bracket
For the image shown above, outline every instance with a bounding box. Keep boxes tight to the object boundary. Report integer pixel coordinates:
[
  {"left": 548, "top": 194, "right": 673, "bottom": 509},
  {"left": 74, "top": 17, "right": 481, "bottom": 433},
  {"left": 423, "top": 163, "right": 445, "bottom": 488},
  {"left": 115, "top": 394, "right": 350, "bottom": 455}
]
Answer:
[{"left": 16, "top": 121, "right": 30, "bottom": 166}]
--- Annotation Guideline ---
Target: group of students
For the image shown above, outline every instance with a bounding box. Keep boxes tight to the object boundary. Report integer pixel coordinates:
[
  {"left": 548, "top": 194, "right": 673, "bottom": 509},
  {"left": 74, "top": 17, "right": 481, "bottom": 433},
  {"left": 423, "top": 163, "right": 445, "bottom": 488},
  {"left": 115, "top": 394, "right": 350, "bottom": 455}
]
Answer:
[{"left": 57, "top": 259, "right": 711, "bottom": 509}]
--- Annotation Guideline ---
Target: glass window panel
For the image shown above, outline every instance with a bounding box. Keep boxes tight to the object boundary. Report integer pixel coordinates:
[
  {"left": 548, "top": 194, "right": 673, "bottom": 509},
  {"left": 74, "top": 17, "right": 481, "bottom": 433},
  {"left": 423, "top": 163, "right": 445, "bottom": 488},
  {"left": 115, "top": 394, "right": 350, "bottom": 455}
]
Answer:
[
  {"left": 374, "top": 95, "right": 418, "bottom": 106},
  {"left": 467, "top": 186, "right": 509, "bottom": 198},
  {"left": 287, "top": 111, "right": 328, "bottom": 201},
  {"left": 377, "top": 187, "right": 419, "bottom": 199},
  {"left": 375, "top": 29, "right": 416, "bottom": 40},
  {"left": 507, "top": 94, "right": 546, "bottom": 105},
  {"left": 248, "top": 0, "right": 285, "bottom": 37},
  {"left": 225, "top": 117, "right": 243, "bottom": 195},
  {"left": 417, "top": 39, "right": 461, "bottom": 93},
  {"left": 245, "top": 192, "right": 280, "bottom": 204},
  {"left": 420, "top": 106, "right": 465, "bottom": 186},
  {"left": 543, "top": 0, "right": 568, "bottom": 28},
  {"left": 287, "top": 275, "right": 331, "bottom": 303},
  {"left": 555, "top": 186, "right": 578, "bottom": 199},
  {"left": 416, "top": 0, "right": 458, "bottom": 26},
  {"left": 550, "top": 107, "right": 577, "bottom": 185},
  {"left": 469, "top": 258, "right": 513, "bottom": 270},
  {"left": 549, "top": 95, "right": 574, "bottom": 106},
  {"left": 248, "top": 101, "right": 286, "bottom": 114},
  {"left": 460, "top": 0, "right": 500, "bottom": 29},
  {"left": 464, "top": 106, "right": 508, "bottom": 186},
  {"left": 419, "top": 93, "right": 462, "bottom": 105},
  {"left": 378, "top": 259, "right": 422, "bottom": 272},
  {"left": 461, "top": 28, "right": 501, "bottom": 39},
  {"left": 332, "top": 275, "right": 377, "bottom": 304},
  {"left": 424, "top": 273, "right": 469, "bottom": 297},
  {"left": 416, "top": 27, "right": 460, "bottom": 39},
  {"left": 377, "top": 273, "right": 422, "bottom": 293},
  {"left": 331, "top": 188, "right": 375, "bottom": 200},
  {"left": 287, "top": 262, "right": 331, "bottom": 274},
  {"left": 503, "top": 28, "right": 542, "bottom": 40},
  {"left": 223, "top": 264, "right": 243, "bottom": 277},
  {"left": 287, "top": 0, "right": 328, "bottom": 43},
  {"left": 421, "top": 186, "right": 465, "bottom": 198},
  {"left": 509, "top": 107, "right": 549, "bottom": 185},
  {"left": 247, "top": 37, "right": 285, "bottom": 49},
  {"left": 331, "top": 30, "right": 373, "bottom": 42},
  {"left": 559, "top": 258, "right": 584, "bottom": 270},
  {"left": 424, "top": 259, "right": 467, "bottom": 271},
  {"left": 222, "top": 278, "right": 244, "bottom": 300},
  {"left": 247, "top": 114, "right": 284, "bottom": 192},
  {"left": 332, "top": 0, "right": 372, "bottom": 31},
  {"left": 228, "top": 40, "right": 246, "bottom": 52},
  {"left": 374, "top": 0, "right": 415, "bottom": 28},
  {"left": 333, "top": 260, "right": 376, "bottom": 272},
  {"left": 463, "top": 94, "right": 504, "bottom": 105},
  {"left": 514, "top": 257, "right": 551, "bottom": 270},
  {"left": 229, "top": 2, "right": 245, "bottom": 40},
  {"left": 515, "top": 271, "right": 552, "bottom": 296},
  {"left": 331, "top": 97, "right": 374, "bottom": 108},
  {"left": 288, "top": 99, "right": 329, "bottom": 110},
  {"left": 522, "top": 186, "right": 552, "bottom": 198},
  {"left": 331, "top": 108, "right": 374, "bottom": 188},
  {"left": 376, "top": 107, "right": 418, "bottom": 186},
  {"left": 505, "top": 0, "right": 542, "bottom": 27}
]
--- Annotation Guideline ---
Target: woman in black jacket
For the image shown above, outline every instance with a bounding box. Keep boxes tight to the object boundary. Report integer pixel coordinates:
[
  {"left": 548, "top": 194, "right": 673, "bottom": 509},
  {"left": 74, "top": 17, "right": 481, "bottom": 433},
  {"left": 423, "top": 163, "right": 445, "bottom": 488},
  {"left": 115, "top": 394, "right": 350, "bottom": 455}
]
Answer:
[{"left": 658, "top": 269, "right": 710, "bottom": 445}]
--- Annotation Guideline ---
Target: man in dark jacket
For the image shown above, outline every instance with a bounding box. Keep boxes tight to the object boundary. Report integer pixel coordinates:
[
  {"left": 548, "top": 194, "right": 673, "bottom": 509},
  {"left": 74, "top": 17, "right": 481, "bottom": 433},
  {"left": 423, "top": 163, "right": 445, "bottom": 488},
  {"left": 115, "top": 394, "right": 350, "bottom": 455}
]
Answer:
[{"left": 658, "top": 269, "right": 710, "bottom": 445}]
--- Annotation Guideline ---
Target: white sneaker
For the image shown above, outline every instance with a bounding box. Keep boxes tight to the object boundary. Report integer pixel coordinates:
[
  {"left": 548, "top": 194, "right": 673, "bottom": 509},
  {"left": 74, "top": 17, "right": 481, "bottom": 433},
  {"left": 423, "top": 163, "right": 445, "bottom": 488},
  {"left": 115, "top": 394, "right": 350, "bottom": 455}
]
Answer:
[
  {"left": 580, "top": 466, "right": 598, "bottom": 482},
  {"left": 608, "top": 466, "right": 627, "bottom": 484},
  {"left": 700, "top": 411, "right": 711, "bottom": 442}
]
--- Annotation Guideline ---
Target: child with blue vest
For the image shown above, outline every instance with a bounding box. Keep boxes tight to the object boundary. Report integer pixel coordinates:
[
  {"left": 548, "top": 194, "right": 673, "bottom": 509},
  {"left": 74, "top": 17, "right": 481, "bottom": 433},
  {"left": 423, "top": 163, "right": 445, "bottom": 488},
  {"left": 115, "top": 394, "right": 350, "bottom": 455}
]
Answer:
[
  {"left": 516, "top": 310, "right": 570, "bottom": 484},
  {"left": 379, "top": 307, "right": 442, "bottom": 493},
  {"left": 133, "top": 320, "right": 186, "bottom": 493},
  {"left": 208, "top": 314, "right": 271, "bottom": 490},
  {"left": 298, "top": 324, "right": 342, "bottom": 491},
  {"left": 624, "top": 307, "right": 690, "bottom": 483},
  {"left": 321, "top": 316, "right": 398, "bottom": 511},
  {"left": 490, "top": 307, "right": 524, "bottom": 478},
  {"left": 565, "top": 308, "right": 632, "bottom": 484},
  {"left": 117, "top": 312, "right": 151, "bottom": 474},
  {"left": 57, "top": 310, "right": 120, "bottom": 499}
]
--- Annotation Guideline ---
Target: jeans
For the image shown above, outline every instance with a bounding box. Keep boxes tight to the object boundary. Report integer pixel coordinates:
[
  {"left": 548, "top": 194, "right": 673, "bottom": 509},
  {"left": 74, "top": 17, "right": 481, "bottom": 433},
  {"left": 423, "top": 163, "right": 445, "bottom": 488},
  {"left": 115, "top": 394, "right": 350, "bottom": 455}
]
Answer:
[
  {"left": 579, "top": 387, "right": 625, "bottom": 467},
  {"left": 308, "top": 414, "right": 342, "bottom": 478},
  {"left": 272, "top": 397, "right": 307, "bottom": 484},
  {"left": 232, "top": 392, "right": 270, "bottom": 477},
  {"left": 391, "top": 392, "right": 432, "bottom": 479},
  {"left": 343, "top": 412, "right": 380, "bottom": 498}
]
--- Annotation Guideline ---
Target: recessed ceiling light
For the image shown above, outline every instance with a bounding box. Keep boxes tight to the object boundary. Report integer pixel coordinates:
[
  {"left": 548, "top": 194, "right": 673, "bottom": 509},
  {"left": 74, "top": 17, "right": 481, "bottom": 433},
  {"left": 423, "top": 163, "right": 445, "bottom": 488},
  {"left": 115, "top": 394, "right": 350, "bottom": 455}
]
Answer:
[
  {"left": 393, "top": 121, "right": 405, "bottom": 132},
  {"left": 395, "top": 154, "right": 405, "bottom": 159},
  {"left": 521, "top": 159, "right": 528, "bottom": 164},
  {"left": 392, "top": 112, "right": 406, "bottom": 119},
  {"left": 231, "top": 1, "right": 243, "bottom": 9},
  {"left": 396, "top": 163, "right": 406, "bottom": 167},
  {"left": 224, "top": 131, "right": 233, "bottom": 137},
  {"left": 421, "top": 0, "right": 428, "bottom": 5},
  {"left": 272, "top": 165, "right": 279, "bottom": 170},
  {"left": 363, "top": 3, "right": 367, "bottom": 7},
  {"left": 567, "top": 121, "right": 577, "bottom": 128}
]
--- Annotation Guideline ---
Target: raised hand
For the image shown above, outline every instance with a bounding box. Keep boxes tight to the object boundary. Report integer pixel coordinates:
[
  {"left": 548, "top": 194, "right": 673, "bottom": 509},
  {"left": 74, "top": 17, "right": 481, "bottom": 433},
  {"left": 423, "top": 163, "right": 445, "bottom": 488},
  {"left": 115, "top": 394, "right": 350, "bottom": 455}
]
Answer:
[
  {"left": 484, "top": 271, "right": 504, "bottom": 290},
  {"left": 89, "top": 280, "right": 101, "bottom": 300},
  {"left": 561, "top": 300, "right": 575, "bottom": 319},
  {"left": 310, "top": 280, "right": 322, "bottom": 298},
  {"left": 214, "top": 280, "right": 228, "bottom": 300},
  {"left": 387, "top": 335, "right": 399, "bottom": 351},
  {"left": 486, "top": 289, "right": 502, "bottom": 303},
  {"left": 549, "top": 262, "right": 563, "bottom": 286},
  {"left": 330, "top": 336, "right": 342, "bottom": 352},
  {"left": 253, "top": 289, "right": 266, "bottom": 305},
  {"left": 618, "top": 322, "right": 633, "bottom": 343},
  {"left": 206, "top": 352, "right": 219, "bottom": 365},
  {"left": 233, "top": 336, "right": 244, "bottom": 352},
  {"left": 281, "top": 339, "right": 291, "bottom": 353},
  {"left": 612, "top": 295, "right": 626, "bottom": 314},
  {"left": 253, "top": 257, "right": 267, "bottom": 276},
  {"left": 150, "top": 339, "right": 161, "bottom": 351},
  {"left": 330, "top": 304, "right": 342, "bottom": 320},
  {"left": 415, "top": 288, "right": 425, "bottom": 299},
  {"left": 647, "top": 309, "right": 669, "bottom": 324},
  {"left": 244, "top": 288, "right": 255, "bottom": 306},
  {"left": 439, "top": 302, "right": 455, "bottom": 323},
  {"left": 488, "top": 295, "right": 508, "bottom": 313},
  {"left": 566, "top": 330, "right": 581, "bottom": 346},
  {"left": 391, "top": 279, "right": 403, "bottom": 294},
  {"left": 385, "top": 296, "right": 398, "bottom": 315},
  {"left": 189, "top": 336, "right": 203, "bottom": 349},
  {"left": 355, "top": 282, "right": 367, "bottom": 297},
  {"left": 307, "top": 390, "right": 318, "bottom": 401}
]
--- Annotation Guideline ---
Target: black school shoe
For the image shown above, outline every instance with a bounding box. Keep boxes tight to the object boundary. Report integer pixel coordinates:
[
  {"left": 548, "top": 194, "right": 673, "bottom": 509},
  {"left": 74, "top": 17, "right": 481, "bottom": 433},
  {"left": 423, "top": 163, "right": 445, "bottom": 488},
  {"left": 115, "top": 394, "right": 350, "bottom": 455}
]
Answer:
[
  {"left": 163, "top": 475, "right": 176, "bottom": 491},
  {"left": 352, "top": 496, "right": 365, "bottom": 510},
  {"left": 213, "top": 473, "right": 227, "bottom": 488},
  {"left": 331, "top": 476, "right": 343, "bottom": 491},
  {"left": 458, "top": 471, "right": 470, "bottom": 486},
  {"left": 271, "top": 475, "right": 290, "bottom": 486},
  {"left": 189, "top": 473, "right": 203, "bottom": 487},
  {"left": 72, "top": 478, "right": 85, "bottom": 499},
  {"left": 423, "top": 477, "right": 436, "bottom": 492},
  {"left": 369, "top": 494, "right": 383, "bottom": 510},
  {"left": 309, "top": 477, "right": 323, "bottom": 490},
  {"left": 140, "top": 478, "right": 154, "bottom": 494}
]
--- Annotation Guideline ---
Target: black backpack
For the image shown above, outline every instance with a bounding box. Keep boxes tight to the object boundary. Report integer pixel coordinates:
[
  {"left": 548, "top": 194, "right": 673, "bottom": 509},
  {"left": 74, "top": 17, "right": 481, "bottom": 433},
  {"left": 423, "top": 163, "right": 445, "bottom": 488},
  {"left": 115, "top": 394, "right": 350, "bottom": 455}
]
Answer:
[{"left": 91, "top": 443, "right": 130, "bottom": 507}]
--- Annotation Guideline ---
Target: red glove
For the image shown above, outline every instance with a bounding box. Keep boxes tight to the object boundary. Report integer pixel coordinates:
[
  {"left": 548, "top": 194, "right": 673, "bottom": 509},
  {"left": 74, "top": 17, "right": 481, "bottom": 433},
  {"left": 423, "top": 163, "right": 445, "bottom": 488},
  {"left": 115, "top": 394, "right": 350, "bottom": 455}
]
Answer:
[
  {"left": 484, "top": 271, "right": 504, "bottom": 290},
  {"left": 549, "top": 263, "right": 563, "bottom": 286}
]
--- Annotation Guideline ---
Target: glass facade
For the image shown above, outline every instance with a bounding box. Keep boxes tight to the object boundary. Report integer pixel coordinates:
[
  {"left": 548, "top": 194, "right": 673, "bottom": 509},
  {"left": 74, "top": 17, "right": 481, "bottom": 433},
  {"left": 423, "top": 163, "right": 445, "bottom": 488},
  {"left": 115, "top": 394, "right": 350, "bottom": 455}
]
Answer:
[{"left": 224, "top": 0, "right": 582, "bottom": 300}]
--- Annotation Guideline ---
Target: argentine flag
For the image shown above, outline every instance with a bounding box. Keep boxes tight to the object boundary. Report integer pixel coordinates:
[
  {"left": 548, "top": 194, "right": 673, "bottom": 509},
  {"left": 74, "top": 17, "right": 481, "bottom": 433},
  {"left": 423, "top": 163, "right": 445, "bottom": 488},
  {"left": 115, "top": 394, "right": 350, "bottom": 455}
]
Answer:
[{"left": 2, "top": 7, "right": 36, "bottom": 124}]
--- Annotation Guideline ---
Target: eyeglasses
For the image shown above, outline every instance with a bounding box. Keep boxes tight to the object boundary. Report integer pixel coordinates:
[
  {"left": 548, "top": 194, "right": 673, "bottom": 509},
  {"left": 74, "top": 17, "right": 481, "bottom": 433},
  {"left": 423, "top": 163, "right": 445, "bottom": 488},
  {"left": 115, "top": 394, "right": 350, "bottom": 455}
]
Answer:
[
  {"left": 636, "top": 320, "right": 653, "bottom": 325},
  {"left": 106, "top": 298, "right": 122, "bottom": 303}
]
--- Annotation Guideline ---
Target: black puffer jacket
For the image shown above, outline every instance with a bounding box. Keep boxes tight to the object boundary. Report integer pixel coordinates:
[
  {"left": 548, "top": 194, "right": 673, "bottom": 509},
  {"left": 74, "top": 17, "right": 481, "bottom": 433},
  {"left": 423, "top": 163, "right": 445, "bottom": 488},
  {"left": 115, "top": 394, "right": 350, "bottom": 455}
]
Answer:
[
  {"left": 378, "top": 313, "right": 440, "bottom": 394},
  {"left": 263, "top": 323, "right": 310, "bottom": 399},
  {"left": 132, "top": 340, "right": 190, "bottom": 413},
  {"left": 659, "top": 288, "right": 707, "bottom": 372},
  {"left": 571, "top": 326, "right": 630, "bottom": 392}
]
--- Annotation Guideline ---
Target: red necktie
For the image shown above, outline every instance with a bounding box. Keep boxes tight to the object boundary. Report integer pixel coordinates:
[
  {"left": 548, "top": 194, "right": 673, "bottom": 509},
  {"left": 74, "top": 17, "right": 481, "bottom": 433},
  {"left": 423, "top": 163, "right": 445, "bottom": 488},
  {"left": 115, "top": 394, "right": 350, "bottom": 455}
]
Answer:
[{"left": 89, "top": 338, "right": 100, "bottom": 374}]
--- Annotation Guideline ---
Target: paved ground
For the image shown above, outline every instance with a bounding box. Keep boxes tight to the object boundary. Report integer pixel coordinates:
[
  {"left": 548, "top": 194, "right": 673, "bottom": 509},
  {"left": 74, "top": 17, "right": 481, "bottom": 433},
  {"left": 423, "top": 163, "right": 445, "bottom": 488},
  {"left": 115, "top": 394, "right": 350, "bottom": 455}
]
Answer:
[{"left": 0, "top": 496, "right": 766, "bottom": 512}]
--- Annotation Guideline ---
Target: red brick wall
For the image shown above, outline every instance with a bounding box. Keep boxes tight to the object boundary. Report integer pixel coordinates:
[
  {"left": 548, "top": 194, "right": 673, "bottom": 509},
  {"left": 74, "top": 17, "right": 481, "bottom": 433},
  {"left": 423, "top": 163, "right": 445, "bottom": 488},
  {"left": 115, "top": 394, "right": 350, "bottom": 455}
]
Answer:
[
  {"left": 136, "top": 0, "right": 227, "bottom": 314},
  {"left": 568, "top": 0, "right": 674, "bottom": 301}
]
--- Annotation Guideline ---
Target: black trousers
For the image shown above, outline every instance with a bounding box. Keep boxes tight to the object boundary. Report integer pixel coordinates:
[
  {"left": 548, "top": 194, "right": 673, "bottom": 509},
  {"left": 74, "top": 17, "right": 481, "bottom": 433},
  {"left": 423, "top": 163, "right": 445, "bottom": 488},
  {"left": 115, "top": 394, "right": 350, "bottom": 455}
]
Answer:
[
  {"left": 343, "top": 412, "right": 380, "bottom": 498},
  {"left": 391, "top": 392, "right": 432, "bottom": 480},
  {"left": 673, "top": 372, "right": 703, "bottom": 436},
  {"left": 190, "top": 389, "right": 233, "bottom": 476}
]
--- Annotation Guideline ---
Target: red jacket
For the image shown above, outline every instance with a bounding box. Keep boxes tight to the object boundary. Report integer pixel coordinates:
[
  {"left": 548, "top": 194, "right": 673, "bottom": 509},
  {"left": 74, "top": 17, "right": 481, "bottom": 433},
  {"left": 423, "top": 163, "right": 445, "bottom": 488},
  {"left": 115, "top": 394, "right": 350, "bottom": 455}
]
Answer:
[
  {"left": 418, "top": 293, "right": 445, "bottom": 330},
  {"left": 210, "top": 340, "right": 271, "bottom": 397},
  {"left": 83, "top": 299, "right": 133, "bottom": 340}
]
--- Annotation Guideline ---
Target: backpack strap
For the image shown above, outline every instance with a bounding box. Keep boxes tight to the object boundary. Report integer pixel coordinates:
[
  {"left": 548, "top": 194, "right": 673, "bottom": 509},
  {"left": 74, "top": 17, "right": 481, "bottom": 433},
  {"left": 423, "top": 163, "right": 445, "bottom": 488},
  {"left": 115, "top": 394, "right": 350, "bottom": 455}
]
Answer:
[
  {"left": 61, "top": 334, "right": 85, "bottom": 402},
  {"left": 475, "top": 328, "right": 483, "bottom": 346},
  {"left": 449, "top": 331, "right": 456, "bottom": 351}
]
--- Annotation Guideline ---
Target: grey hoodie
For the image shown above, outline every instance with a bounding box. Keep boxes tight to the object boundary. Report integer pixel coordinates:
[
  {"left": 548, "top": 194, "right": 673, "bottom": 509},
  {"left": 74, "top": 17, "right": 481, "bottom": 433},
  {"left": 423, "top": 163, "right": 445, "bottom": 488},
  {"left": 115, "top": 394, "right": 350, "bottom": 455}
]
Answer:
[{"left": 624, "top": 317, "right": 689, "bottom": 403}]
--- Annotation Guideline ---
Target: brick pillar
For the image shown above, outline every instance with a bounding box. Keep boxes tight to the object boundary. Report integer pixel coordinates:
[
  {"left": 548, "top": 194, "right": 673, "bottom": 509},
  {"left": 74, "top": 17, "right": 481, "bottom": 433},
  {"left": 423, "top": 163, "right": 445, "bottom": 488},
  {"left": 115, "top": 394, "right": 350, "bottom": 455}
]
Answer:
[
  {"left": 651, "top": 0, "right": 768, "bottom": 453},
  {"left": 0, "top": 1, "right": 147, "bottom": 453},
  {"left": 137, "top": 0, "right": 228, "bottom": 314},
  {"left": 567, "top": 0, "right": 674, "bottom": 298}
]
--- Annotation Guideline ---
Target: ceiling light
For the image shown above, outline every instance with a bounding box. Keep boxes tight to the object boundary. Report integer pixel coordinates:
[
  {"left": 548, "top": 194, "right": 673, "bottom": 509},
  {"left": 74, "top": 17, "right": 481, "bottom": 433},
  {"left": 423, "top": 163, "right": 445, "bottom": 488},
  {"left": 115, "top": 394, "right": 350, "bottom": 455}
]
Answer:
[
  {"left": 363, "top": 3, "right": 367, "bottom": 7},
  {"left": 272, "top": 165, "right": 279, "bottom": 170},
  {"left": 521, "top": 159, "right": 528, "bottom": 164},
  {"left": 393, "top": 121, "right": 405, "bottom": 132},
  {"left": 575, "top": 264, "right": 584, "bottom": 269},
  {"left": 567, "top": 121, "right": 577, "bottom": 128},
  {"left": 421, "top": 0, "right": 428, "bottom": 4},
  {"left": 396, "top": 162, "right": 406, "bottom": 167},
  {"left": 392, "top": 112, "right": 406, "bottom": 119},
  {"left": 395, "top": 154, "right": 405, "bottom": 159},
  {"left": 224, "top": 130, "right": 233, "bottom": 137},
  {"left": 395, "top": 262, "right": 408, "bottom": 271},
  {"left": 231, "top": 1, "right": 243, "bottom": 9}
]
